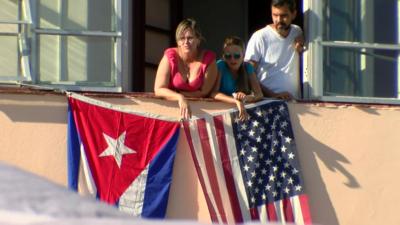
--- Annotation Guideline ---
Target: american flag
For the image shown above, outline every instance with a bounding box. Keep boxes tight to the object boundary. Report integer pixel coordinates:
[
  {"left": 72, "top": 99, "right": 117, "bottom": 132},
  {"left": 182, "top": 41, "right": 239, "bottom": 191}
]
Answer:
[{"left": 183, "top": 100, "right": 312, "bottom": 224}]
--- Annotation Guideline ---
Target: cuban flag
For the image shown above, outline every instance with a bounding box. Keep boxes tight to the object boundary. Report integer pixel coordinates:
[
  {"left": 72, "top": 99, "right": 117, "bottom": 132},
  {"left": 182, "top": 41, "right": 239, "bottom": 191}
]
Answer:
[{"left": 67, "top": 93, "right": 180, "bottom": 218}]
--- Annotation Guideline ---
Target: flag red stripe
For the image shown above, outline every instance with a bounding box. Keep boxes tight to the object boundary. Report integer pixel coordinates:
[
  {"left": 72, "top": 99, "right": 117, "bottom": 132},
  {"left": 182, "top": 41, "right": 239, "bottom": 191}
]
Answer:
[
  {"left": 213, "top": 115, "right": 244, "bottom": 223},
  {"left": 182, "top": 122, "right": 218, "bottom": 223},
  {"left": 266, "top": 202, "right": 278, "bottom": 222},
  {"left": 250, "top": 207, "right": 259, "bottom": 221},
  {"left": 283, "top": 198, "right": 294, "bottom": 222},
  {"left": 299, "top": 194, "right": 313, "bottom": 225},
  {"left": 197, "top": 119, "right": 227, "bottom": 223}
]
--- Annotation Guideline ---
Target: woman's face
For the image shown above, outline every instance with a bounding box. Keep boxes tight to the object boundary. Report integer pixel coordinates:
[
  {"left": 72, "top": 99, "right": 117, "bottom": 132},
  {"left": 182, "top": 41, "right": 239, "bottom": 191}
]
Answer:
[
  {"left": 177, "top": 28, "right": 199, "bottom": 54},
  {"left": 223, "top": 45, "right": 244, "bottom": 71}
]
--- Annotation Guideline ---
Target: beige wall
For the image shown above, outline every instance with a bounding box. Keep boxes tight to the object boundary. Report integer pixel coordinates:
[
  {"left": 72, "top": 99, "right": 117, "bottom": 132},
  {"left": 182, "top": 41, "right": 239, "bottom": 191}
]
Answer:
[
  {"left": 0, "top": 94, "right": 68, "bottom": 185},
  {"left": 289, "top": 103, "right": 400, "bottom": 225},
  {"left": 1, "top": 93, "right": 400, "bottom": 225}
]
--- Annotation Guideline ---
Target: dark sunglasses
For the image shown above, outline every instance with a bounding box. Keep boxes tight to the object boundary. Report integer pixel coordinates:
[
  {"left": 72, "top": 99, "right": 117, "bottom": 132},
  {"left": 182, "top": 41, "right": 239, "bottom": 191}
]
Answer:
[{"left": 223, "top": 52, "right": 241, "bottom": 60}]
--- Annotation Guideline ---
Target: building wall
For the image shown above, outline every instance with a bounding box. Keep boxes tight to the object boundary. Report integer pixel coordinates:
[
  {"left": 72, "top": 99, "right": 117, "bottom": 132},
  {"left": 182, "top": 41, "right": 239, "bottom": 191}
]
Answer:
[{"left": 1, "top": 93, "right": 400, "bottom": 225}]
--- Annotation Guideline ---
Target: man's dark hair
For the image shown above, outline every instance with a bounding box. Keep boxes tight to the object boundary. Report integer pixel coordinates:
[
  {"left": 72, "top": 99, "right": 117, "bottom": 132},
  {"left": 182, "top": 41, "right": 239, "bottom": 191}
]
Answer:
[{"left": 271, "top": 0, "right": 297, "bottom": 12}]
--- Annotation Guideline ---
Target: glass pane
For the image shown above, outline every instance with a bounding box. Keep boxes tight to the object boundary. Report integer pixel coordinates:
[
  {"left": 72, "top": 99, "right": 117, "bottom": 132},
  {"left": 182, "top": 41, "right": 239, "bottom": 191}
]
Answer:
[
  {"left": 323, "top": 46, "right": 399, "bottom": 98},
  {"left": 38, "top": 35, "right": 114, "bottom": 85},
  {"left": 38, "top": 35, "right": 59, "bottom": 81},
  {"left": 38, "top": 0, "right": 113, "bottom": 31},
  {"left": 0, "top": 0, "right": 18, "bottom": 21},
  {"left": 324, "top": 0, "right": 399, "bottom": 44},
  {"left": 0, "top": 36, "right": 19, "bottom": 77}
]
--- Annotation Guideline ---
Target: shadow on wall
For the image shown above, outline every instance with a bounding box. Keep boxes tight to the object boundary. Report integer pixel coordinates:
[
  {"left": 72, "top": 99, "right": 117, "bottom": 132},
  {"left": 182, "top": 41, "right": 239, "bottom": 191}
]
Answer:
[
  {"left": 288, "top": 103, "right": 360, "bottom": 225},
  {"left": 0, "top": 94, "right": 68, "bottom": 124},
  {"left": 0, "top": 92, "right": 236, "bottom": 124}
]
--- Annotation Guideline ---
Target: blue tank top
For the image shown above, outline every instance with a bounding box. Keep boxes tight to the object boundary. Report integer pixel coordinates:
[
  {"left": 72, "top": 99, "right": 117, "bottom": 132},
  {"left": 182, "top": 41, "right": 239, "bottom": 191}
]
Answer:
[{"left": 217, "top": 60, "right": 254, "bottom": 95}]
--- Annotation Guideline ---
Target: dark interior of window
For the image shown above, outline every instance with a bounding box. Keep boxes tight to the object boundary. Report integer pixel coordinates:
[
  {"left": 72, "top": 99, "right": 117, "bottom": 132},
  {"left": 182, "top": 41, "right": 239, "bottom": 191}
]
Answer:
[{"left": 248, "top": 0, "right": 303, "bottom": 36}]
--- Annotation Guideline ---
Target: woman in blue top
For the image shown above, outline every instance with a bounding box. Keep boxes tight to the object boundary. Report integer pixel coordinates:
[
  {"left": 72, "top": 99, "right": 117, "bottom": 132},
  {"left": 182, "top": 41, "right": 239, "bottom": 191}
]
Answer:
[{"left": 211, "top": 36, "right": 263, "bottom": 120}]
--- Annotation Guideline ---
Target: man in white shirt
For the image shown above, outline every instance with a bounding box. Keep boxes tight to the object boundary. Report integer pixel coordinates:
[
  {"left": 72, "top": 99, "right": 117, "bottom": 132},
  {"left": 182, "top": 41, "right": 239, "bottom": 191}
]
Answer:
[{"left": 245, "top": 0, "right": 304, "bottom": 100}]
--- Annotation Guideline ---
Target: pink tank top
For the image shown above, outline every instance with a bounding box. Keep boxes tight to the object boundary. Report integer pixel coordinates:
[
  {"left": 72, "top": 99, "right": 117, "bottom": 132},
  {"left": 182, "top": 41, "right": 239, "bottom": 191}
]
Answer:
[{"left": 164, "top": 48, "right": 216, "bottom": 91}]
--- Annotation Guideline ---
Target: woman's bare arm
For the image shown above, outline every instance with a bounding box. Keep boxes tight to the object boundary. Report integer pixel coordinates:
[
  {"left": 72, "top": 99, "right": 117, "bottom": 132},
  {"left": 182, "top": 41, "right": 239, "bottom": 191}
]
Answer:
[{"left": 154, "top": 55, "right": 185, "bottom": 101}]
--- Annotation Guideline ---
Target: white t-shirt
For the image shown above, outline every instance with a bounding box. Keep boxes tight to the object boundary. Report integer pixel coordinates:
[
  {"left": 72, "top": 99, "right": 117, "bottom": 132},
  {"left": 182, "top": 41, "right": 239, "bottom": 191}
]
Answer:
[{"left": 245, "top": 24, "right": 302, "bottom": 99}]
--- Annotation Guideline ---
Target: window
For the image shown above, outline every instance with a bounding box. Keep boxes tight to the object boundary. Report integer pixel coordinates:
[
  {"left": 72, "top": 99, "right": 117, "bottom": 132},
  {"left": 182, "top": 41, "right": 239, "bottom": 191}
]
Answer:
[
  {"left": 0, "top": 0, "right": 31, "bottom": 82},
  {"left": 0, "top": 0, "right": 126, "bottom": 92},
  {"left": 304, "top": 0, "right": 400, "bottom": 104}
]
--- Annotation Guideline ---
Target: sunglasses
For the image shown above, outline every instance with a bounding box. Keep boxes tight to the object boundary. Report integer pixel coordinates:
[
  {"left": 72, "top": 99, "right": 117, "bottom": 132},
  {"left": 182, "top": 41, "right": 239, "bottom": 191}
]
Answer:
[{"left": 223, "top": 52, "right": 241, "bottom": 60}]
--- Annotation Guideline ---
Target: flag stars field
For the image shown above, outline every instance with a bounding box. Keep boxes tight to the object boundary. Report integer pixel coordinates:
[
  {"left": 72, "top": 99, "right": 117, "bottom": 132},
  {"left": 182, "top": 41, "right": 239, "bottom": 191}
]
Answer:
[{"left": 231, "top": 102, "right": 308, "bottom": 206}]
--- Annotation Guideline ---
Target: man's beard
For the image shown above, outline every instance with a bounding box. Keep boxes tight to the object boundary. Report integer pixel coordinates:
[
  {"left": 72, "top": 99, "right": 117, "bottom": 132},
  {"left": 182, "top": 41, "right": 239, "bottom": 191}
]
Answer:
[{"left": 276, "top": 22, "right": 290, "bottom": 32}]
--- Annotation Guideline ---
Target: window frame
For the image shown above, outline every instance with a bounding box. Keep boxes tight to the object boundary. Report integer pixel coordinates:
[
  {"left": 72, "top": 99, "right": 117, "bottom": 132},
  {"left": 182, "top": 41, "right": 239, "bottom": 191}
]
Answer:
[
  {"left": 303, "top": 0, "right": 400, "bottom": 104},
  {"left": 0, "top": 0, "right": 32, "bottom": 82},
  {"left": 0, "top": 0, "right": 127, "bottom": 92}
]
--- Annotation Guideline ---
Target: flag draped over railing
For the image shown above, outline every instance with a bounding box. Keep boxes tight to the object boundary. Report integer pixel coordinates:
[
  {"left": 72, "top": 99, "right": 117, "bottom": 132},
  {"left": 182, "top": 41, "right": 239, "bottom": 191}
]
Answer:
[
  {"left": 183, "top": 100, "right": 312, "bottom": 224},
  {"left": 67, "top": 93, "right": 180, "bottom": 218}
]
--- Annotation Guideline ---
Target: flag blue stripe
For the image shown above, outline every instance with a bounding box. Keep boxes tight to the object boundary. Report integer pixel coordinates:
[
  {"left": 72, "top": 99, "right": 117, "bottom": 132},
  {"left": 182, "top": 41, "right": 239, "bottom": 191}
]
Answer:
[
  {"left": 67, "top": 104, "right": 81, "bottom": 191},
  {"left": 141, "top": 127, "right": 180, "bottom": 218}
]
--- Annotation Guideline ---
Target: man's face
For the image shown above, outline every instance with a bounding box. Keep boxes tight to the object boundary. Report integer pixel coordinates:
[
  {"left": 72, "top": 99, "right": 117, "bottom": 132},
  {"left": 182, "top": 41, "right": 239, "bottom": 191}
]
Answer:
[{"left": 271, "top": 5, "right": 296, "bottom": 35}]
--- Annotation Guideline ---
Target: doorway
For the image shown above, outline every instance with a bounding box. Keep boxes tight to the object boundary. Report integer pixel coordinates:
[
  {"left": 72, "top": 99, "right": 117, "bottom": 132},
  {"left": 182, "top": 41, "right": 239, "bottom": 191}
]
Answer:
[
  {"left": 248, "top": 0, "right": 303, "bottom": 37},
  {"left": 247, "top": 0, "right": 304, "bottom": 97}
]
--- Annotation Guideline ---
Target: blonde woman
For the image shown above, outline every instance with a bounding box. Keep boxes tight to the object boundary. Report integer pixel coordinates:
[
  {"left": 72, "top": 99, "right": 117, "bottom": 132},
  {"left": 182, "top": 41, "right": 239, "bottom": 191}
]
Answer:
[
  {"left": 154, "top": 18, "right": 218, "bottom": 120},
  {"left": 211, "top": 36, "right": 263, "bottom": 121}
]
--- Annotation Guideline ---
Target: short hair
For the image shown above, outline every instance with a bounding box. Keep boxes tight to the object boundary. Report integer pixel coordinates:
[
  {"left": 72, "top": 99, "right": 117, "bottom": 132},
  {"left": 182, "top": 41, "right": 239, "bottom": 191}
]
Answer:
[
  {"left": 271, "top": 0, "right": 297, "bottom": 12},
  {"left": 175, "top": 18, "right": 204, "bottom": 43}
]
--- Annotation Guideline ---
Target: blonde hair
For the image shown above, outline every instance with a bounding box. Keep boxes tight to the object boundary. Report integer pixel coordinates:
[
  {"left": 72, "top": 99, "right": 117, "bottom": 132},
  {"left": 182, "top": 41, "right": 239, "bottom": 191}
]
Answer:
[
  {"left": 222, "top": 36, "right": 250, "bottom": 94},
  {"left": 223, "top": 36, "right": 245, "bottom": 51},
  {"left": 175, "top": 18, "right": 204, "bottom": 44}
]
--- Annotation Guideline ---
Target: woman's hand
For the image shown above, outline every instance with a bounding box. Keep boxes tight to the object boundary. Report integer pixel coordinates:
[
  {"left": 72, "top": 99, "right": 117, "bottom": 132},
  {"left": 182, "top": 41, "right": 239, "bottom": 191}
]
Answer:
[
  {"left": 234, "top": 92, "right": 260, "bottom": 103},
  {"left": 178, "top": 96, "right": 191, "bottom": 120},
  {"left": 235, "top": 99, "right": 248, "bottom": 121},
  {"left": 233, "top": 92, "right": 247, "bottom": 101}
]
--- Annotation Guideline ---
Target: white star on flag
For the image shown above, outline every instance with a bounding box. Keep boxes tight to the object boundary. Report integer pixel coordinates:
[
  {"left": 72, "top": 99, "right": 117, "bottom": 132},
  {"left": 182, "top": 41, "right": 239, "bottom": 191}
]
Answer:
[{"left": 99, "top": 131, "right": 136, "bottom": 168}]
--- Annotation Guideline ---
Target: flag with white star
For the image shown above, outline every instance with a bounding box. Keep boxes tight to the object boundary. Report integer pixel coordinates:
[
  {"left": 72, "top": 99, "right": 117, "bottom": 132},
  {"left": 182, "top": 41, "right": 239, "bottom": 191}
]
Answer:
[
  {"left": 183, "top": 100, "right": 312, "bottom": 224},
  {"left": 67, "top": 93, "right": 180, "bottom": 218}
]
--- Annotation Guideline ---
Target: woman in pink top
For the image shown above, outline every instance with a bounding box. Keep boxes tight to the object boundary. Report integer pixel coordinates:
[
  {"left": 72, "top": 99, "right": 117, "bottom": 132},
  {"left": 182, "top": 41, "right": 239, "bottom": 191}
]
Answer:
[{"left": 154, "top": 18, "right": 218, "bottom": 120}]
